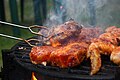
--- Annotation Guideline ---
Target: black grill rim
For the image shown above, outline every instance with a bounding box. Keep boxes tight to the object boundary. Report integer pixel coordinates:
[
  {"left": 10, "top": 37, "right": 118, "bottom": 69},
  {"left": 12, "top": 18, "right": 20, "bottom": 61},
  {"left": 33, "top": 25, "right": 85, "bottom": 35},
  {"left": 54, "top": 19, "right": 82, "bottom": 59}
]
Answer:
[{"left": 10, "top": 37, "right": 119, "bottom": 80}]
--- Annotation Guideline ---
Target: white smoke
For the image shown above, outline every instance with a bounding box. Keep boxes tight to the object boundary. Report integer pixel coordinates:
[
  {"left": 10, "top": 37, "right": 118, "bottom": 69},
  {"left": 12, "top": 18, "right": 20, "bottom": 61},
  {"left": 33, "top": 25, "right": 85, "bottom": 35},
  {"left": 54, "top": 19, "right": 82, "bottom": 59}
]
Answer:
[{"left": 44, "top": 0, "right": 120, "bottom": 28}]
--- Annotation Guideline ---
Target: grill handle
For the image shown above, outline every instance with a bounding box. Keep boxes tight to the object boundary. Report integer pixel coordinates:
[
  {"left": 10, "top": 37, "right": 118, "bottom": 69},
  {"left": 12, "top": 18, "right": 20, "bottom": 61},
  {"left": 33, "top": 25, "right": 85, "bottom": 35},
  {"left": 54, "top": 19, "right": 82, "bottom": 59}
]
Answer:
[
  {"left": 0, "top": 21, "right": 48, "bottom": 37},
  {"left": 0, "top": 33, "right": 40, "bottom": 46}
]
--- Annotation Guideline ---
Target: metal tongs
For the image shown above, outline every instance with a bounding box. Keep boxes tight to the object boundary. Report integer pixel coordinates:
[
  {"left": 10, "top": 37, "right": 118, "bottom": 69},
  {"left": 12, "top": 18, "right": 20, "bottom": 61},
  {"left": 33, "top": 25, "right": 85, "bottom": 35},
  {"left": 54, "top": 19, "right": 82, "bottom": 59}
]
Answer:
[{"left": 0, "top": 21, "right": 48, "bottom": 47}]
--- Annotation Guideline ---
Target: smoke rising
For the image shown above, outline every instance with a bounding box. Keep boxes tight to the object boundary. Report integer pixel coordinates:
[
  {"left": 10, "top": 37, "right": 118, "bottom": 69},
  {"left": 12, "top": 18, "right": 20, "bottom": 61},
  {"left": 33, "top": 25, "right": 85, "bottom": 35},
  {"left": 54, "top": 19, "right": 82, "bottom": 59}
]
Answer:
[{"left": 44, "top": 0, "right": 120, "bottom": 28}]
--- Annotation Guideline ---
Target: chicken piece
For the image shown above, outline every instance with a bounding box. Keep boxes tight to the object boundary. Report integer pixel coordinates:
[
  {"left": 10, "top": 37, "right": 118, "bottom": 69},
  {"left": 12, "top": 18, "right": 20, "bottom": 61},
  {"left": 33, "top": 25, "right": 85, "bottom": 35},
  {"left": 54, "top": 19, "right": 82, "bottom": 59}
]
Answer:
[
  {"left": 87, "top": 42, "right": 101, "bottom": 75},
  {"left": 29, "top": 46, "right": 56, "bottom": 64},
  {"left": 48, "top": 20, "right": 82, "bottom": 47},
  {"left": 87, "top": 26, "right": 120, "bottom": 75},
  {"left": 87, "top": 42, "right": 116, "bottom": 75},
  {"left": 49, "top": 42, "right": 89, "bottom": 68},
  {"left": 99, "top": 33, "right": 118, "bottom": 45},
  {"left": 78, "top": 27, "right": 102, "bottom": 44},
  {"left": 30, "top": 42, "right": 89, "bottom": 68},
  {"left": 105, "top": 26, "right": 118, "bottom": 33},
  {"left": 38, "top": 20, "right": 82, "bottom": 47},
  {"left": 105, "top": 26, "right": 120, "bottom": 37},
  {"left": 110, "top": 46, "right": 120, "bottom": 65}
]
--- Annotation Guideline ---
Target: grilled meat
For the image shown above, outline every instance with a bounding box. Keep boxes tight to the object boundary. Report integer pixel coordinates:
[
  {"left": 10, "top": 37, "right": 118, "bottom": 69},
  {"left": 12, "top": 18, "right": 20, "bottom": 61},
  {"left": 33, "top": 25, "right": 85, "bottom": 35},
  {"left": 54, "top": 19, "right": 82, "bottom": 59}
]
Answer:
[
  {"left": 30, "top": 20, "right": 103, "bottom": 75},
  {"left": 87, "top": 41, "right": 116, "bottom": 75},
  {"left": 49, "top": 42, "right": 88, "bottom": 68},
  {"left": 111, "top": 47, "right": 120, "bottom": 65},
  {"left": 30, "top": 46, "right": 56, "bottom": 64},
  {"left": 78, "top": 27, "right": 101, "bottom": 44},
  {"left": 30, "top": 21, "right": 120, "bottom": 75},
  {"left": 46, "top": 20, "right": 82, "bottom": 47},
  {"left": 87, "top": 26, "right": 120, "bottom": 75},
  {"left": 30, "top": 42, "right": 89, "bottom": 68}
]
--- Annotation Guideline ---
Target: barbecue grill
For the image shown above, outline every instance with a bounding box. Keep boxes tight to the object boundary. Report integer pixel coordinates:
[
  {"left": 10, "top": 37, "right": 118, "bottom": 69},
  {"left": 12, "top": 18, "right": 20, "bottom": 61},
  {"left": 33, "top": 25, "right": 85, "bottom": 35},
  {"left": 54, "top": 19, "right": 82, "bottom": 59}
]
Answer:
[
  {"left": 0, "top": 21, "right": 120, "bottom": 80},
  {"left": 0, "top": 36, "right": 120, "bottom": 80}
]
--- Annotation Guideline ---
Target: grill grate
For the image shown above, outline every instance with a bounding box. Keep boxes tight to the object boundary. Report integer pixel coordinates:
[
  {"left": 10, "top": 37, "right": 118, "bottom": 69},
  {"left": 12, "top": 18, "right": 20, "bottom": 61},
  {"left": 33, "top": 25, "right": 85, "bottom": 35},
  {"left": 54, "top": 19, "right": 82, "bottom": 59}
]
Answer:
[{"left": 10, "top": 38, "right": 120, "bottom": 80}]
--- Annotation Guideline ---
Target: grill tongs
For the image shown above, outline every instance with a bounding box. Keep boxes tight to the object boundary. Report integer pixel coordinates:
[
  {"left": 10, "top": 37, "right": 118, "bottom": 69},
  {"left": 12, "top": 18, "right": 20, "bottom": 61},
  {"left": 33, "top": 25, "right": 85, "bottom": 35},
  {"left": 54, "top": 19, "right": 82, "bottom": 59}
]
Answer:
[{"left": 0, "top": 21, "right": 48, "bottom": 46}]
